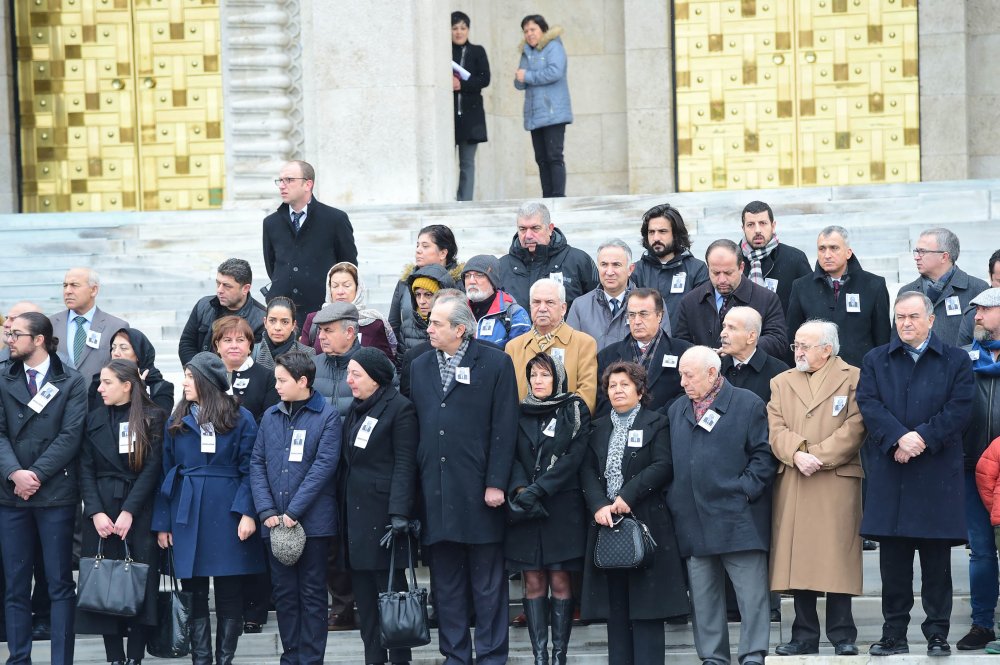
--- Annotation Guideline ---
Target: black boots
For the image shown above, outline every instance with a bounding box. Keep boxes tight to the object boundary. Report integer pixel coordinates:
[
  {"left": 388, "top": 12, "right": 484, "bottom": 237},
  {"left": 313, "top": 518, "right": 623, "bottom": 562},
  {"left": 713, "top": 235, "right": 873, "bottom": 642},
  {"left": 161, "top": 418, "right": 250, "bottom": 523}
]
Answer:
[
  {"left": 549, "top": 597, "right": 573, "bottom": 665},
  {"left": 215, "top": 617, "right": 242, "bottom": 665},
  {"left": 189, "top": 616, "right": 213, "bottom": 665},
  {"left": 523, "top": 597, "right": 550, "bottom": 665}
]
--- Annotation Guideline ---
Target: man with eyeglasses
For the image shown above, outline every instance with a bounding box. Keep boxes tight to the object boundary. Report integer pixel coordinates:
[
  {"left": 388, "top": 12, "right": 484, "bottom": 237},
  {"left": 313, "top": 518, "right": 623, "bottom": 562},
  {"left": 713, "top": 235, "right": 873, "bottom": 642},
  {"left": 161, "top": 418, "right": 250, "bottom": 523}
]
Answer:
[
  {"left": 786, "top": 225, "right": 890, "bottom": 368},
  {"left": 263, "top": 160, "right": 358, "bottom": 328},
  {"left": 594, "top": 287, "right": 691, "bottom": 416},
  {"left": 0, "top": 302, "right": 43, "bottom": 363},
  {"left": 899, "top": 228, "right": 988, "bottom": 346}
]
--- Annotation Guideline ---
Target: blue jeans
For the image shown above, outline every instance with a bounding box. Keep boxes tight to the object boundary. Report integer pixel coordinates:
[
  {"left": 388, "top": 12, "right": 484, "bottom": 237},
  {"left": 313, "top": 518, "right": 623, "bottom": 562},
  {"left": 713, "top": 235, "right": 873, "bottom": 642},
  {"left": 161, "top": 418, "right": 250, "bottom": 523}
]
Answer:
[{"left": 966, "top": 469, "right": 999, "bottom": 629}]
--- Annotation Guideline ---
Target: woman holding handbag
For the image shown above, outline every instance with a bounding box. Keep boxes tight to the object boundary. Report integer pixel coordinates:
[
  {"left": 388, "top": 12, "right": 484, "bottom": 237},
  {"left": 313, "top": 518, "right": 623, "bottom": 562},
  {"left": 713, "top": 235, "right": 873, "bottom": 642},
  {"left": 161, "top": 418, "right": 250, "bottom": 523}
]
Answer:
[
  {"left": 77, "top": 359, "right": 165, "bottom": 665},
  {"left": 341, "top": 347, "right": 419, "bottom": 665},
  {"left": 579, "top": 361, "right": 687, "bottom": 665},
  {"left": 153, "top": 352, "right": 265, "bottom": 665},
  {"left": 505, "top": 352, "right": 589, "bottom": 665}
]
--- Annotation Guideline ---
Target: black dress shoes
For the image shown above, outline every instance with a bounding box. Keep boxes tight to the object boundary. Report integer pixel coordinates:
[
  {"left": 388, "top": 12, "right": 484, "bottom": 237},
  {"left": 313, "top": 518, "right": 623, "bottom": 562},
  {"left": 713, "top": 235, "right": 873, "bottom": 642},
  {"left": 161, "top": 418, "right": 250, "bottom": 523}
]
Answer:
[
  {"left": 835, "top": 642, "right": 860, "bottom": 656},
  {"left": 775, "top": 641, "right": 819, "bottom": 656},
  {"left": 927, "top": 635, "right": 951, "bottom": 657},
  {"left": 870, "top": 637, "right": 909, "bottom": 656}
]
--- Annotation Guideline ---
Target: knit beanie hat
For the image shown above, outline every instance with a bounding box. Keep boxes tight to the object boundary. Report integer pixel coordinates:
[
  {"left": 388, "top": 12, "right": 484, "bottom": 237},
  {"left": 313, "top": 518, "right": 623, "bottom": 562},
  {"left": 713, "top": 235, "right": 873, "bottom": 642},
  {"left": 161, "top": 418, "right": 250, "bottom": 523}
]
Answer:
[
  {"left": 187, "top": 352, "right": 230, "bottom": 393},
  {"left": 270, "top": 522, "right": 307, "bottom": 566},
  {"left": 461, "top": 254, "right": 502, "bottom": 289},
  {"left": 411, "top": 276, "right": 441, "bottom": 295},
  {"left": 352, "top": 347, "right": 395, "bottom": 386}
]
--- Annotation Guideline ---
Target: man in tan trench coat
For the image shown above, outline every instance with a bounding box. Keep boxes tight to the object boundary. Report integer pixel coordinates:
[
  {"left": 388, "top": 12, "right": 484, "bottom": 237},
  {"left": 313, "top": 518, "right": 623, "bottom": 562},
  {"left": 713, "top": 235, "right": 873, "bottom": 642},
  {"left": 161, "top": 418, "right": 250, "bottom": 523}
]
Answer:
[{"left": 767, "top": 319, "right": 867, "bottom": 656}]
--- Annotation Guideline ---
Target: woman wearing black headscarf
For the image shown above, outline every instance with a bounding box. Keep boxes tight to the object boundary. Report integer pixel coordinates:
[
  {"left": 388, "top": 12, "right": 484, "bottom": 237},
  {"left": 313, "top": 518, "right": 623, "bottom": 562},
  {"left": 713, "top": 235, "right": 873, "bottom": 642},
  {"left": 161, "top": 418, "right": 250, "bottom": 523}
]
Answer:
[
  {"left": 505, "top": 352, "right": 590, "bottom": 665},
  {"left": 88, "top": 327, "right": 174, "bottom": 413}
]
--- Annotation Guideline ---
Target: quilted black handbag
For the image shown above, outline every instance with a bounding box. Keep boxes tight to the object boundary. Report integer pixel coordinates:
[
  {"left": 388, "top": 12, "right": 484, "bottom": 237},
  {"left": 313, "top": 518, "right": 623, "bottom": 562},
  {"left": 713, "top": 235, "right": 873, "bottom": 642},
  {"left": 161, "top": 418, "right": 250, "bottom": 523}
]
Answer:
[
  {"left": 378, "top": 534, "right": 431, "bottom": 649},
  {"left": 594, "top": 514, "right": 657, "bottom": 569},
  {"left": 77, "top": 536, "right": 149, "bottom": 617},
  {"left": 147, "top": 548, "right": 192, "bottom": 658}
]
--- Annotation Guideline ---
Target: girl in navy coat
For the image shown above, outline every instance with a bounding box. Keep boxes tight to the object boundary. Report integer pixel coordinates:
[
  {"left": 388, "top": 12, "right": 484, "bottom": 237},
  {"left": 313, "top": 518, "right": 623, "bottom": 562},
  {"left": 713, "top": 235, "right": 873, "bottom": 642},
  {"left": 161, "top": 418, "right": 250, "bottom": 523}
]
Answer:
[
  {"left": 153, "top": 352, "right": 264, "bottom": 665},
  {"left": 250, "top": 351, "right": 341, "bottom": 665}
]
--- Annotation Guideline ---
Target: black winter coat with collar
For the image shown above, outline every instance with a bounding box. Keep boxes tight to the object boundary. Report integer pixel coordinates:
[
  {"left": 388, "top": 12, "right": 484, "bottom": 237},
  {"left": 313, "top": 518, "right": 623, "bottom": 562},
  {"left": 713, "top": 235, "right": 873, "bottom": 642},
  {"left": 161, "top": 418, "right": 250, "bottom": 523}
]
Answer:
[{"left": 498, "top": 228, "right": 599, "bottom": 314}]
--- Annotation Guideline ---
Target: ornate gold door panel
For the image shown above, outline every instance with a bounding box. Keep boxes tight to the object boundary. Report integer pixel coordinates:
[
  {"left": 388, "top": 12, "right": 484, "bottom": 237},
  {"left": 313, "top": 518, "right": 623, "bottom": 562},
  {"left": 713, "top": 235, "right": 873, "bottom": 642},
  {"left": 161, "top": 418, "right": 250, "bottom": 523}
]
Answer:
[
  {"left": 674, "top": 0, "right": 919, "bottom": 192},
  {"left": 14, "top": 0, "right": 224, "bottom": 212}
]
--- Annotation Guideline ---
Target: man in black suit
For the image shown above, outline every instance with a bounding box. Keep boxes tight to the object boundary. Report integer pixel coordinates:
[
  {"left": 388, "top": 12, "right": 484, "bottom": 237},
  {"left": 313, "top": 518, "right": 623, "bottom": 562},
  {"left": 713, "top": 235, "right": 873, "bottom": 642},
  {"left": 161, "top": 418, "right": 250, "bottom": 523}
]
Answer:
[
  {"left": 739, "top": 200, "right": 811, "bottom": 316},
  {"left": 720, "top": 306, "right": 788, "bottom": 403},
  {"left": 263, "top": 160, "right": 358, "bottom": 327}
]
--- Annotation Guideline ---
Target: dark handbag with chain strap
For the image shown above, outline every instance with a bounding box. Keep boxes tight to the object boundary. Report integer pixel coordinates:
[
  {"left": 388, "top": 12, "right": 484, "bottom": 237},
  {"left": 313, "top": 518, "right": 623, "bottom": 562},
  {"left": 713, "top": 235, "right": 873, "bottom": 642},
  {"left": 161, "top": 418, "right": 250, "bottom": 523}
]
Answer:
[
  {"left": 147, "top": 547, "right": 192, "bottom": 658},
  {"left": 77, "top": 536, "right": 149, "bottom": 616},
  {"left": 594, "top": 514, "right": 657, "bottom": 569},
  {"left": 378, "top": 533, "right": 431, "bottom": 649}
]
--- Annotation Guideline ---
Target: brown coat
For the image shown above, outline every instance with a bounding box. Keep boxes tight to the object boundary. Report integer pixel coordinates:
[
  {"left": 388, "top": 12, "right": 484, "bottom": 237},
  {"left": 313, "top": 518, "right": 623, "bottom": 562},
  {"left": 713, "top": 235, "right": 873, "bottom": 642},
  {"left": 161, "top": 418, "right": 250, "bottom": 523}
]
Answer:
[
  {"left": 506, "top": 323, "right": 598, "bottom": 413},
  {"left": 767, "top": 357, "right": 866, "bottom": 595}
]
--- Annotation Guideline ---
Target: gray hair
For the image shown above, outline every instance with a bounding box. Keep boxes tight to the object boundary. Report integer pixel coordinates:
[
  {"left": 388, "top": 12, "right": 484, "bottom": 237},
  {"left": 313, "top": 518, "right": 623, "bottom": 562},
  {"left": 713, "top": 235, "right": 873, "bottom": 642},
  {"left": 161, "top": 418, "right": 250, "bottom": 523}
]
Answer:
[
  {"left": 516, "top": 201, "right": 551, "bottom": 226},
  {"left": 597, "top": 238, "right": 632, "bottom": 264},
  {"left": 818, "top": 225, "right": 850, "bottom": 247},
  {"left": 894, "top": 290, "right": 934, "bottom": 317},
  {"left": 432, "top": 288, "right": 465, "bottom": 306},
  {"left": 799, "top": 319, "right": 840, "bottom": 357},
  {"left": 725, "top": 306, "right": 762, "bottom": 337},
  {"left": 680, "top": 345, "right": 722, "bottom": 373},
  {"left": 529, "top": 277, "right": 566, "bottom": 304},
  {"left": 443, "top": 298, "right": 477, "bottom": 340},
  {"left": 920, "top": 227, "right": 960, "bottom": 263},
  {"left": 67, "top": 267, "right": 100, "bottom": 288}
]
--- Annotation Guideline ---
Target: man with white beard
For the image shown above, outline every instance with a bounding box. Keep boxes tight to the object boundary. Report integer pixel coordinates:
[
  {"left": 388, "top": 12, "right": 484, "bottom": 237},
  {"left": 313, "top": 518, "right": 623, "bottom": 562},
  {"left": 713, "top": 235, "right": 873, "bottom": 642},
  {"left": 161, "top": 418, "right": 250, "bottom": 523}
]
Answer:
[{"left": 461, "top": 255, "right": 530, "bottom": 348}]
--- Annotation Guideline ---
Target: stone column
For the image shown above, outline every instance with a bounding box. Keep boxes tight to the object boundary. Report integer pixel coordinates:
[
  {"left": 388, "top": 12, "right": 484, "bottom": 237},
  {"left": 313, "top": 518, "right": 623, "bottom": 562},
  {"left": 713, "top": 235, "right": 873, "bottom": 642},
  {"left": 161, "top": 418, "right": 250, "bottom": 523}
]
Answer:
[{"left": 0, "top": 1, "right": 18, "bottom": 213}]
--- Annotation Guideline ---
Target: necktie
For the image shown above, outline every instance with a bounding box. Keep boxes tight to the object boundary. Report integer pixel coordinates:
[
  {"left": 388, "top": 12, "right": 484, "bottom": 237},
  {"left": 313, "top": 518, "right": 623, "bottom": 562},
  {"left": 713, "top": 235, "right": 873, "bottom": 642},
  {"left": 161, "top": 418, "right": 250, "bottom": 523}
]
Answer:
[
  {"left": 291, "top": 210, "right": 303, "bottom": 234},
  {"left": 610, "top": 298, "right": 621, "bottom": 316},
  {"left": 73, "top": 315, "right": 87, "bottom": 365},
  {"left": 26, "top": 369, "right": 38, "bottom": 397},
  {"left": 719, "top": 295, "right": 732, "bottom": 327},
  {"left": 832, "top": 279, "right": 841, "bottom": 301}
]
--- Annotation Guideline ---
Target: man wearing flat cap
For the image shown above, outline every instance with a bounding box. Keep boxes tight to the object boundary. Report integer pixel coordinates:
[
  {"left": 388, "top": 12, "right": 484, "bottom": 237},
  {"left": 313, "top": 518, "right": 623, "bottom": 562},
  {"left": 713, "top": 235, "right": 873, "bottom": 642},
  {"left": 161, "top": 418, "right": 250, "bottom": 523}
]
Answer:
[{"left": 462, "top": 254, "right": 530, "bottom": 348}]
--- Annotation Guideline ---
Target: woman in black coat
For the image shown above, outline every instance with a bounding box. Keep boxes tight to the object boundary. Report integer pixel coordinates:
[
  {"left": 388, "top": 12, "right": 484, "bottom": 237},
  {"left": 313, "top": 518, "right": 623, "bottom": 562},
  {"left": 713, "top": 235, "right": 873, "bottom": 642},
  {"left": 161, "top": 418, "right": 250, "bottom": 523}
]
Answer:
[
  {"left": 452, "top": 10, "right": 490, "bottom": 201},
  {"left": 505, "top": 352, "right": 589, "bottom": 665},
  {"left": 579, "top": 361, "right": 688, "bottom": 665},
  {"left": 88, "top": 327, "right": 174, "bottom": 414},
  {"left": 77, "top": 359, "right": 165, "bottom": 665},
  {"left": 340, "top": 348, "right": 419, "bottom": 665},
  {"left": 212, "top": 315, "right": 280, "bottom": 423}
]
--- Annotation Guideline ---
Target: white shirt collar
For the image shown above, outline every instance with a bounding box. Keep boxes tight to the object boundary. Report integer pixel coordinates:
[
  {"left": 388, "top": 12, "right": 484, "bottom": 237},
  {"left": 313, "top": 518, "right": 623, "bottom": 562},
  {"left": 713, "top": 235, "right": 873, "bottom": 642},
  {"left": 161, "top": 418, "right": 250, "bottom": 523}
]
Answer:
[{"left": 24, "top": 355, "right": 51, "bottom": 383}]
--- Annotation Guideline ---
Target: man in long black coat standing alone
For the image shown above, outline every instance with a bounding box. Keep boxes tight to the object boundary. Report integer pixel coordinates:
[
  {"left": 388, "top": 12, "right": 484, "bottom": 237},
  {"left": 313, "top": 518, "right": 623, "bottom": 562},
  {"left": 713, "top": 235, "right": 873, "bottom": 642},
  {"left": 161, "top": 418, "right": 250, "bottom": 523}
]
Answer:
[
  {"left": 263, "top": 160, "right": 358, "bottom": 327},
  {"left": 410, "top": 294, "right": 518, "bottom": 665}
]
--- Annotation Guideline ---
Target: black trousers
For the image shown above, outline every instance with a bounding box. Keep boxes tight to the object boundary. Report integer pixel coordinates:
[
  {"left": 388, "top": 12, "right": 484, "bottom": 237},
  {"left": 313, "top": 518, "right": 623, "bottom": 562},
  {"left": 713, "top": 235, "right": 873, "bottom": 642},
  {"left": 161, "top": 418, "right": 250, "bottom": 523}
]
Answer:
[
  {"left": 326, "top": 531, "right": 355, "bottom": 617},
  {"left": 427, "top": 541, "right": 508, "bottom": 665},
  {"left": 243, "top": 538, "right": 271, "bottom": 624},
  {"left": 103, "top": 624, "right": 150, "bottom": 661},
  {"left": 182, "top": 575, "right": 244, "bottom": 620},
  {"left": 270, "top": 537, "right": 330, "bottom": 665},
  {"left": 879, "top": 537, "right": 952, "bottom": 639},
  {"left": 530, "top": 123, "right": 567, "bottom": 197},
  {"left": 606, "top": 570, "right": 665, "bottom": 665},
  {"left": 351, "top": 568, "right": 412, "bottom": 664},
  {"left": 789, "top": 590, "right": 856, "bottom": 645}
]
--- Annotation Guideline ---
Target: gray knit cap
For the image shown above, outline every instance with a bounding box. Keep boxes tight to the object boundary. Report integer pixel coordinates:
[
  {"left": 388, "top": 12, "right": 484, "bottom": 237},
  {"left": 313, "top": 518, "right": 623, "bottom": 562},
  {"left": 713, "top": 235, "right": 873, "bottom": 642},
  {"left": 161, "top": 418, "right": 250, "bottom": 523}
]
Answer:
[
  {"left": 461, "top": 254, "right": 502, "bottom": 289},
  {"left": 270, "top": 522, "right": 307, "bottom": 566},
  {"left": 187, "top": 352, "right": 230, "bottom": 393}
]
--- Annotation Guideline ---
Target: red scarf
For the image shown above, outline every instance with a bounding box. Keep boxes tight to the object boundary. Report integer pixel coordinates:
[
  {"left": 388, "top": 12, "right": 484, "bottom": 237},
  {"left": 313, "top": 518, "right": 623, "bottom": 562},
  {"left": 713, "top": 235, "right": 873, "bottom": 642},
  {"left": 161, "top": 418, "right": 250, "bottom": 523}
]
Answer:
[{"left": 692, "top": 375, "right": 724, "bottom": 422}]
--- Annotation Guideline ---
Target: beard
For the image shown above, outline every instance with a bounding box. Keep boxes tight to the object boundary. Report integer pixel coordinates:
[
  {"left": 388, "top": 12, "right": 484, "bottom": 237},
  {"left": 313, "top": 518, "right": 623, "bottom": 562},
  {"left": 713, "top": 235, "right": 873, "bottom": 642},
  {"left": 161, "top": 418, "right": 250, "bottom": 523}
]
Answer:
[
  {"left": 975, "top": 325, "right": 995, "bottom": 343},
  {"left": 795, "top": 358, "right": 811, "bottom": 372},
  {"left": 466, "top": 286, "right": 492, "bottom": 303},
  {"left": 649, "top": 241, "right": 675, "bottom": 258}
]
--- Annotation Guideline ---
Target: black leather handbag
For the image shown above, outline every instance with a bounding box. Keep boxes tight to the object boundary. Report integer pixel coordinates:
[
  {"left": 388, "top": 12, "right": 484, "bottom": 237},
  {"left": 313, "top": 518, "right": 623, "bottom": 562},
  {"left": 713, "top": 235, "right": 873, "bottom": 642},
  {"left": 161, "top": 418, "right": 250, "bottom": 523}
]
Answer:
[
  {"left": 594, "top": 514, "right": 657, "bottom": 569},
  {"left": 147, "top": 548, "right": 192, "bottom": 658},
  {"left": 378, "top": 534, "right": 431, "bottom": 649},
  {"left": 77, "top": 536, "right": 150, "bottom": 617}
]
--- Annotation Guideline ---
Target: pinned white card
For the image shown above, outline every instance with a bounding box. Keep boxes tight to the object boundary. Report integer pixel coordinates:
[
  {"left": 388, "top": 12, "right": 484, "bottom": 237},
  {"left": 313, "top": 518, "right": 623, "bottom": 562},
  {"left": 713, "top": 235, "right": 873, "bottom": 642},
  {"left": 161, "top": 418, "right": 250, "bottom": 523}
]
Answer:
[
  {"left": 627, "top": 430, "right": 643, "bottom": 447},
  {"left": 289, "top": 429, "right": 306, "bottom": 462},
  {"left": 28, "top": 383, "right": 59, "bottom": 414},
  {"left": 118, "top": 422, "right": 133, "bottom": 454},
  {"left": 233, "top": 378, "right": 249, "bottom": 390},
  {"left": 455, "top": 367, "right": 471, "bottom": 385},
  {"left": 86, "top": 329, "right": 101, "bottom": 349},
  {"left": 549, "top": 348, "right": 565, "bottom": 363},
  {"left": 549, "top": 272, "right": 564, "bottom": 285},
  {"left": 969, "top": 349, "right": 981, "bottom": 361},
  {"left": 542, "top": 418, "right": 556, "bottom": 437},
  {"left": 479, "top": 319, "right": 496, "bottom": 337},
  {"left": 200, "top": 423, "right": 216, "bottom": 453},
  {"left": 670, "top": 273, "right": 686, "bottom": 294},
  {"left": 945, "top": 296, "right": 961, "bottom": 316},
  {"left": 662, "top": 354, "right": 678, "bottom": 368},
  {"left": 845, "top": 294, "right": 861, "bottom": 313},
  {"left": 832, "top": 395, "right": 848, "bottom": 417},
  {"left": 764, "top": 278, "right": 779, "bottom": 293},
  {"left": 354, "top": 417, "right": 378, "bottom": 449},
  {"left": 698, "top": 409, "right": 720, "bottom": 432}
]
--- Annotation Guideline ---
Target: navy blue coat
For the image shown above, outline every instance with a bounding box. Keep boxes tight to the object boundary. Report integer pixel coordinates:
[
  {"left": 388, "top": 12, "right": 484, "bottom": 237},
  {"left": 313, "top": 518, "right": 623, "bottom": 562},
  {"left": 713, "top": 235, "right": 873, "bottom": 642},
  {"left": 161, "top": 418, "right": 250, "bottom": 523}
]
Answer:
[
  {"left": 856, "top": 333, "right": 974, "bottom": 543},
  {"left": 410, "top": 338, "right": 518, "bottom": 545},
  {"left": 666, "top": 381, "right": 777, "bottom": 557},
  {"left": 250, "top": 390, "right": 342, "bottom": 539},
  {"left": 152, "top": 407, "right": 265, "bottom": 579}
]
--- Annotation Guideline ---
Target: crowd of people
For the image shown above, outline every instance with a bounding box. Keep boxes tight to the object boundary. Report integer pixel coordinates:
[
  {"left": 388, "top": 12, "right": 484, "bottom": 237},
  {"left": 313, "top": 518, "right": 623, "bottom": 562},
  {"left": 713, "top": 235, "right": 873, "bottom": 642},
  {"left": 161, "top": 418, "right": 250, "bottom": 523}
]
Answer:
[{"left": 3, "top": 154, "right": 1000, "bottom": 665}]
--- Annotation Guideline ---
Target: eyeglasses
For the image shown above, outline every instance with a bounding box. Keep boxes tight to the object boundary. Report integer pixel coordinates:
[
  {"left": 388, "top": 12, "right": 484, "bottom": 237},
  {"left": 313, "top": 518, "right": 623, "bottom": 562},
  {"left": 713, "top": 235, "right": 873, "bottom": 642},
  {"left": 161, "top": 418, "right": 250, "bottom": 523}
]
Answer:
[
  {"left": 912, "top": 249, "right": 946, "bottom": 257},
  {"left": 789, "top": 342, "right": 827, "bottom": 352},
  {"left": 3, "top": 331, "right": 31, "bottom": 341},
  {"left": 626, "top": 311, "right": 657, "bottom": 321},
  {"left": 274, "top": 177, "right": 308, "bottom": 186}
]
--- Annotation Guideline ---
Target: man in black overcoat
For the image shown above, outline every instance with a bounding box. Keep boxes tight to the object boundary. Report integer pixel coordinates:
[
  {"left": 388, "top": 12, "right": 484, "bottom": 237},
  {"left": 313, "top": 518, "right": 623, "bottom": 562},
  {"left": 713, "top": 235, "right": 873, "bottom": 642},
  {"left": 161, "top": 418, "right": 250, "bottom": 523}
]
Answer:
[{"left": 738, "top": 200, "right": 811, "bottom": 315}]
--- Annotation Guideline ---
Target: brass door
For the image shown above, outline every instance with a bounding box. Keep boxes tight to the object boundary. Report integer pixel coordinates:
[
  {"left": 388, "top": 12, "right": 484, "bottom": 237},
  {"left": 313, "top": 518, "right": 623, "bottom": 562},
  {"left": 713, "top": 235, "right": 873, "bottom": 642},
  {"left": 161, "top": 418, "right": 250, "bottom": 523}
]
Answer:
[
  {"left": 674, "top": 0, "right": 919, "bottom": 192},
  {"left": 14, "top": 0, "right": 224, "bottom": 212}
]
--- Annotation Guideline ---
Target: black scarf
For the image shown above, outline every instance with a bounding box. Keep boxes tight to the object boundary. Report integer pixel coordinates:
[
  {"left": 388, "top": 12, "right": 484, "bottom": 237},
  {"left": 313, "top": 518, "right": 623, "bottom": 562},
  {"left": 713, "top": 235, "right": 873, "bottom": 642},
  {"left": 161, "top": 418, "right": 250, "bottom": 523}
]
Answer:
[
  {"left": 263, "top": 331, "right": 298, "bottom": 360},
  {"left": 344, "top": 386, "right": 388, "bottom": 441},
  {"left": 520, "top": 358, "right": 582, "bottom": 470}
]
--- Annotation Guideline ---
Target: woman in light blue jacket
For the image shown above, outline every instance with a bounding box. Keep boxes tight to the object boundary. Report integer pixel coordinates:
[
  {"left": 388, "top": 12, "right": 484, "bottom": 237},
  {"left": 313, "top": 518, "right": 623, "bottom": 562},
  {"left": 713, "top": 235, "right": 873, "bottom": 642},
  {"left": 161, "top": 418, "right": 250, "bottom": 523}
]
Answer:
[{"left": 515, "top": 14, "right": 572, "bottom": 198}]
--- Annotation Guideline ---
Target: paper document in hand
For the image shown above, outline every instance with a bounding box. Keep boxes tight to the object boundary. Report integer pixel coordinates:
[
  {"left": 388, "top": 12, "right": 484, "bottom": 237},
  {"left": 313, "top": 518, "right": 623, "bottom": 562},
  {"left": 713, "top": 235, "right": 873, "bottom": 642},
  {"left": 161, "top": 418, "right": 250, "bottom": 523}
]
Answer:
[{"left": 451, "top": 61, "right": 471, "bottom": 81}]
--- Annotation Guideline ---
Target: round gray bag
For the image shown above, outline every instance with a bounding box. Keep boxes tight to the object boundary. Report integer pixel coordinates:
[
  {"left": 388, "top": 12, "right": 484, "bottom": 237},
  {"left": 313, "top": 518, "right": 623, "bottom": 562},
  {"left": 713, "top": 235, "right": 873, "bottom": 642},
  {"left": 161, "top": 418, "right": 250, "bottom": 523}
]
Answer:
[{"left": 270, "top": 522, "right": 307, "bottom": 566}]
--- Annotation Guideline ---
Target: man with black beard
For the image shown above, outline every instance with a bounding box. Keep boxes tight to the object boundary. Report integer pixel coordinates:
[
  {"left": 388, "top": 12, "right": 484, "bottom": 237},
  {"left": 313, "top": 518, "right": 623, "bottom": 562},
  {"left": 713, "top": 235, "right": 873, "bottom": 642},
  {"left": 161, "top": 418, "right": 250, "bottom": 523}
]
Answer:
[
  {"left": 630, "top": 203, "right": 709, "bottom": 331},
  {"left": 461, "top": 255, "right": 530, "bottom": 348}
]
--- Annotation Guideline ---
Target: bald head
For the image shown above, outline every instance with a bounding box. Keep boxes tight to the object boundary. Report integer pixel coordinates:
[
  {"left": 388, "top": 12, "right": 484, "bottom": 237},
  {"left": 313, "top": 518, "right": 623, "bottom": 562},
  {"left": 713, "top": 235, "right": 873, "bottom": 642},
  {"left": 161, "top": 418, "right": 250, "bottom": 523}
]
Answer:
[
  {"left": 679, "top": 345, "right": 723, "bottom": 401},
  {"left": 720, "top": 306, "right": 762, "bottom": 362},
  {"left": 3, "top": 302, "right": 42, "bottom": 337},
  {"left": 63, "top": 268, "right": 100, "bottom": 314}
]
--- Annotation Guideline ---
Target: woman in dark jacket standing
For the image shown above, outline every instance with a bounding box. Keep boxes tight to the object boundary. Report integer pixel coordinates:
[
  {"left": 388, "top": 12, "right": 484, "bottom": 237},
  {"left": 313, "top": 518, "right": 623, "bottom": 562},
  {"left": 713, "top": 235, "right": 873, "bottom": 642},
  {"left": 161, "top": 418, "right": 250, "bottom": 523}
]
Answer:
[
  {"left": 213, "top": 315, "right": 280, "bottom": 422},
  {"left": 505, "top": 352, "right": 590, "bottom": 665},
  {"left": 88, "top": 327, "right": 174, "bottom": 414},
  {"left": 78, "top": 359, "right": 165, "bottom": 665},
  {"left": 152, "top": 352, "right": 264, "bottom": 665},
  {"left": 579, "top": 361, "right": 688, "bottom": 665},
  {"left": 250, "top": 351, "right": 341, "bottom": 665},
  {"left": 452, "top": 10, "right": 490, "bottom": 201},
  {"left": 341, "top": 348, "right": 419, "bottom": 665}
]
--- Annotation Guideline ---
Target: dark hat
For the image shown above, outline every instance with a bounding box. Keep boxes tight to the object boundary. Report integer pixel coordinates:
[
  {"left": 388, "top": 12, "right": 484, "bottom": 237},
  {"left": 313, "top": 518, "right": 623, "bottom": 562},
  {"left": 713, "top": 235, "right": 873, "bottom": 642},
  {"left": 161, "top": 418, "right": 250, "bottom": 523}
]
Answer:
[
  {"left": 461, "top": 254, "right": 501, "bottom": 289},
  {"left": 269, "top": 522, "right": 306, "bottom": 566},
  {"left": 312, "top": 302, "right": 359, "bottom": 325},
  {"left": 352, "top": 347, "right": 395, "bottom": 386},
  {"left": 186, "top": 352, "right": 230, "bottom": 393}
]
